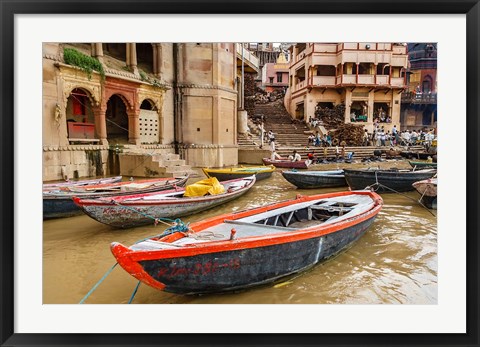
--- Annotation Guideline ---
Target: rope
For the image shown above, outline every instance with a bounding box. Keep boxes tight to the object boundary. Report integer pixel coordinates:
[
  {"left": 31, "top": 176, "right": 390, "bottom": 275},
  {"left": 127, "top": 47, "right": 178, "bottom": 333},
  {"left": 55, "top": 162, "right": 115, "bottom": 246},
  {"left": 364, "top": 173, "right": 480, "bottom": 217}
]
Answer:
[
  {"left": 110, "top": 200, "right": 191, "bottom": 231},
  {"left": 128, "top": 281, "right": 141, "bottom": 304},
  {"left": 79, "top": 263, "right": 118, "bottom": 304},
  {"left": 365, "top": 180, "right": 436, "bottom": 217}
]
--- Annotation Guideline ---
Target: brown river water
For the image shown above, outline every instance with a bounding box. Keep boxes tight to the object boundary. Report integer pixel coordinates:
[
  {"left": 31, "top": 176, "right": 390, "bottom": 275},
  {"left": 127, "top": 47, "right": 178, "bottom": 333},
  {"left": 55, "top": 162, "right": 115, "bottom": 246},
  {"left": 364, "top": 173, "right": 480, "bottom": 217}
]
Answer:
[{"left": 43, "top": 160, "right": 437, "bottom": 305}]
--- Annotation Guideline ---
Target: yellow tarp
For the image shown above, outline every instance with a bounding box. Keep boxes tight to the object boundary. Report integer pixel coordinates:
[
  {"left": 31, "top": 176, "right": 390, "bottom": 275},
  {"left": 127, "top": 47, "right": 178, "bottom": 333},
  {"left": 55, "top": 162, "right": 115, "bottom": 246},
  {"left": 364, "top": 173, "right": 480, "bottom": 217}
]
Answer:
[{"left": 184, "top": 177, "right": 225, "bottom": 197}]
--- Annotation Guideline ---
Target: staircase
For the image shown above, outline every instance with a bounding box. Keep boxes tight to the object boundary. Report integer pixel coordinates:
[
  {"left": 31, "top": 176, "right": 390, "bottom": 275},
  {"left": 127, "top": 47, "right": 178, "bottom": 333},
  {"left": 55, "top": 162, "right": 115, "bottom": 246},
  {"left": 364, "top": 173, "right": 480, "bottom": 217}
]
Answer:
[
  {"left": 118, "top": 152, "right": 195, "bottom": 178},
  {"left": 254, "top": 100, "right": 311, "bottom": 147}
]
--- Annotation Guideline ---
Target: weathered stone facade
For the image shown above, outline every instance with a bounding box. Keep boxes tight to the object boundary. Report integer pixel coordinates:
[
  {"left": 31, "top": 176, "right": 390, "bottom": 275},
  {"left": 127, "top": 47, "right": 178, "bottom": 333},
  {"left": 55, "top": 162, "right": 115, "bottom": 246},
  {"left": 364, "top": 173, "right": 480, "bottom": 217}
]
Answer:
[{"left": 43, "top": 42, "right": 245, "bottom": 181}]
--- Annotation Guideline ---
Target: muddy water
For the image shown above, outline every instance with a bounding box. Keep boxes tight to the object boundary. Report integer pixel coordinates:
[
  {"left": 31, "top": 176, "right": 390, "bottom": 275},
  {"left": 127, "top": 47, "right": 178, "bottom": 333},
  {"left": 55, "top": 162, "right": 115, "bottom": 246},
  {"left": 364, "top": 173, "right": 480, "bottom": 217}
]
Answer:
[{"left": 43, "top": 160, "right": 437, "bottom": 304}]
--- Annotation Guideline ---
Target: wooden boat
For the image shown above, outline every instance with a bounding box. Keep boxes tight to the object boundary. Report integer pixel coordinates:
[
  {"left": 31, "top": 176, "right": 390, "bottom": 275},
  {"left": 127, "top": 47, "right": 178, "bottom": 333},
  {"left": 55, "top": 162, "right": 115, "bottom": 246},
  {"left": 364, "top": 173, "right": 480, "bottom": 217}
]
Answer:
[
  {"left": 281, "top": 170, "right": 346, "bottom": 189},
  {"left": 413, "top": 178, "right": 437, "bottom": 209},
  {"left": 43, "top": 176, "right": 122, "bottom": 191},
  {"left": 400, "top": 151, "right": 436, "bottom": 160},
  {"left": 43, "top": 176, "right": 189, "bottom": 219},
  {"left": 262, "top": 158, "right": 309, "bottom": 169},
  {"left": 409, "top": 160, "right": 437, "bottom": 169},
  {"left": 343, "top": 168, "right": 437, "bottom": 193},
  {"left": 202, "top": 165, "right": 274, "bottom": 181},
  {"left": 111, "top": 190, "right": 383, "bottom": 295},
  {"left": 73, "top": 176, "right": 256, "bottom": 228}
]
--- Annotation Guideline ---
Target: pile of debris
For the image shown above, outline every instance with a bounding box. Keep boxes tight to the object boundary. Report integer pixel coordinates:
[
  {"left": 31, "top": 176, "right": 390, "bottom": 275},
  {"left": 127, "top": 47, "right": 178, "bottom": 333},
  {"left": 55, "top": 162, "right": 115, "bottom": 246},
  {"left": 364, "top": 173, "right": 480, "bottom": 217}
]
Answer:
[
  {"left": 244, "top": 73, "right": 256, "bottom": 116},
  {"left": 313, "top": 103, "right": 365, "bottom": 146},
  {"left": 254, "top": 88, "right": 285, "bottom": 104},
  {"left": 314, "top": 104, "right": 346, "bottom": 128},
  {"left": 329, "top": 124, "right": 365, "bottom": 146}
]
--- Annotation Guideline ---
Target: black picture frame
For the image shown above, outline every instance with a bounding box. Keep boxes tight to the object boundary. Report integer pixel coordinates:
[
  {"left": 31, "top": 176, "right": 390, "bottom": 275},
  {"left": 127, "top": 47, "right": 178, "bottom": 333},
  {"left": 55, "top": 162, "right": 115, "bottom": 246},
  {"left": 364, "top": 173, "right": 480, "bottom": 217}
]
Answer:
[{"left": 1, "top": 1, "right": 479, "bottom": 346}]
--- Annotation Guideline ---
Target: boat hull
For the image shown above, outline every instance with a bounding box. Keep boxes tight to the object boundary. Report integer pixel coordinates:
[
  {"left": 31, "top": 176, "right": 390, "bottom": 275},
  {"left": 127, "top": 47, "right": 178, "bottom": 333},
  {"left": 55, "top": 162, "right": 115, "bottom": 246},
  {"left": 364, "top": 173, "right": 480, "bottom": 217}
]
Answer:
[
  {"left": 77, "top": 188, "right": 252, "bottom": 228},
  {"left": 203, "top": 170, "right": 272, "bottom": 182},
  {"left": 43, "top": 176, "right": 188, "bottom": 219},
  {"left": 409, "top": 161, "right": 437, "bottom": 169},
  {"left": 43, "top": 198, "right": 84, "bottom": 219},
  {"left": 281, "top": 170, "right": 346, "bottom": 189},
  {"left": 114, "top": 215, "right": 377, "bottom": 294},
  {"left": 413, "top": 178, "right": 437, "bottom": 209},
  {"left": 344, "top": 169, "right": 436, "bottom": 192},
  {"left": 262, "top": 158, "right": 308, "bottom": 169}
]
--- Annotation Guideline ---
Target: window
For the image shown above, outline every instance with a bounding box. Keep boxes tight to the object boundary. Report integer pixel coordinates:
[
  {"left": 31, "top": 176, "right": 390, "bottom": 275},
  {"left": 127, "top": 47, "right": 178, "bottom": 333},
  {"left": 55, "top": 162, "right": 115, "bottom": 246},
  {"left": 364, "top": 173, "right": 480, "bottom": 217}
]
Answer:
[
  {"left": 276, "top": 73, "right": 283, "bottom": 83},
  {"left": 269, "top": 77, "right": 274, "bottom": 84}
]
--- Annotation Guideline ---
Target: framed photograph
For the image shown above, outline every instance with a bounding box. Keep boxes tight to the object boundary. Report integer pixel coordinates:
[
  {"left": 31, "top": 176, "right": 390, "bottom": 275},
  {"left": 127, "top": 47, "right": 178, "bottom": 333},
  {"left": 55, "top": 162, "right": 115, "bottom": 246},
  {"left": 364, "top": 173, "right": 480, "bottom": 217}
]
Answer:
[{"left": 1, "top": 0, "right": 479, "bottom": 346}]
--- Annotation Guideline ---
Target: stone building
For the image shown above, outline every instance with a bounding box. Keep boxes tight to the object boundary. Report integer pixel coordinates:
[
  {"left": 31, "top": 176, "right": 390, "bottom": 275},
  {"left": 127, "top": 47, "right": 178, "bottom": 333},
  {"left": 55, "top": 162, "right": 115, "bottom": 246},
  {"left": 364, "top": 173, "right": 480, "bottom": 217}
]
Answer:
[
  {"left": 400, "top": 43, "right": 437, "bottom": 130},
  {"left": 284, "top": 43, "right": 408, "bottom": 132},
  {"left": 43, "top": 42, "right": 257, "bottom": 181}
]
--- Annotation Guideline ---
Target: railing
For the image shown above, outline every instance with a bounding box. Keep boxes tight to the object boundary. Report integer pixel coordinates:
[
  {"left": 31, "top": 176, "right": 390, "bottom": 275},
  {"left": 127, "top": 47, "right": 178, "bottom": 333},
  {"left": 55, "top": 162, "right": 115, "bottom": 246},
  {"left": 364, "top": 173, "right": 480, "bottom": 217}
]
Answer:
[
  {"left": 236, "top": 43, "right": 259, "bottom": 71},
  {"left": 312, "top": 76, "right": 336, "bottom": 86},
  {"left": 401, "top": 92, "right": 437, "bottom": 103},
  {"left": 390, "top": 77, "right": 405, "bottom": 87},
  {"left": 357, "top": 75, "right": 375, "bottom": 84}
]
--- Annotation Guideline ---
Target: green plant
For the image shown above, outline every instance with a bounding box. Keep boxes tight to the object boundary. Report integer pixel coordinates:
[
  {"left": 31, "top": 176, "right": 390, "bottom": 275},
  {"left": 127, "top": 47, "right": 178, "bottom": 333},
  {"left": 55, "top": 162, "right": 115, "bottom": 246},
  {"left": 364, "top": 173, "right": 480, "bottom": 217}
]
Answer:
[
  {"left": 139, "top": 70, "right": 148, "bottom": 81},
  {"left": 63, "top": 48, "right": 105, "bottom": 80}
]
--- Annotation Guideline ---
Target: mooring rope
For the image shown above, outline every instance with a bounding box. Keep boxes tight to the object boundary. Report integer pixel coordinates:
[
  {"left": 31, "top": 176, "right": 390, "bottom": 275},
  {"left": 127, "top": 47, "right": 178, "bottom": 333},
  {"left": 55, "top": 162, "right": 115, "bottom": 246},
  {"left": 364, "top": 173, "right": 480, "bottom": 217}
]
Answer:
[
  {"left": 79, "top": 263, "right": 118, "bottom": 304},
  {"left": 128, "top": 281, "right": 142, "bottom": 304},
  {"left": 366, "top": 174, "right": 436, "bottom": 217}
]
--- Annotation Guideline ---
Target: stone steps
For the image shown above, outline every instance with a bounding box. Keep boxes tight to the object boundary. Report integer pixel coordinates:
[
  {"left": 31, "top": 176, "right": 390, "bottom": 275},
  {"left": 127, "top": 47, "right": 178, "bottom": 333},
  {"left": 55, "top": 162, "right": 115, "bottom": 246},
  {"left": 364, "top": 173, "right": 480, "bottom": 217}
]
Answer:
[
  {"left": 118, "top": 152, "right": 195, "bottom": 178},
  {"left": 274, "top": 145, "right": 426, "bottom": 160}
]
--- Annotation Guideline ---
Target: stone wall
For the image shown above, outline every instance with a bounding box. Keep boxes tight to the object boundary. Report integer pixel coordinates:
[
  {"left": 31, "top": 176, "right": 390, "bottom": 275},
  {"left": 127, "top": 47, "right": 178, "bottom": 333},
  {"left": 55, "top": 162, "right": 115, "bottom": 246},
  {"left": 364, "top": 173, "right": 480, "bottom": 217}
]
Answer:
[{"left": 43, "top": 146, "right": 109, "bottom": 181}]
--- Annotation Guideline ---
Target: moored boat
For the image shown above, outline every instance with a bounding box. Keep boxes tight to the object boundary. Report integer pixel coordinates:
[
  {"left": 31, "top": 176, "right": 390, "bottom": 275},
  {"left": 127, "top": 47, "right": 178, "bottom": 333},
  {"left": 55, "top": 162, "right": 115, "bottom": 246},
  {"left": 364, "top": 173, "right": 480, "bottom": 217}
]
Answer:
[
  {"left": 43, "top": 176, "right": 122, "bottom": 191},
  {"left": 262, "top": 158, "right": 309, "bottom": 169},
  {"left": 409, "top": 160, "right": 437, "bottom": 169},
  {"left": 400, "top": 151, "right": 436, "bottom": 160},
  {"left": 202, "top": 165, "right": 274, "bottom": 181},
  {"left": 281, "top": 170, "right": 346, "bottom": 189},
  {"left": 111, "top": 190, "right": 382, "bottom": 295},
  {"left": 43, "top": 176, "right": 189, "bottom": 219},
  {"left": 413, "top": 178, "right": 437, "bottom": 209},
  {"left": 73, "top": 176, "right": 256, "bottom": 228},
  {"left": 343, "top": 168, "right": 436, "bottom": 192}
]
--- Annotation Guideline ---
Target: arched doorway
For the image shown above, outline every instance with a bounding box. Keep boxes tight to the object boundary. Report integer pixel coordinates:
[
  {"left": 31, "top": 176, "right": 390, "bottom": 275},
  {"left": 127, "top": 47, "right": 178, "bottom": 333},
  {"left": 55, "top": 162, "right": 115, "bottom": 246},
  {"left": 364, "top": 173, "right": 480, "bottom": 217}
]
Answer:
[
  {"left": 105, "top": 94, "right": 129, "bottom": 144},
  {"left": 422, "top": 75, "right": 433, "bottom": 93},
  {"left": 66, "top": 88, "right": 97, "bottom": 142}
]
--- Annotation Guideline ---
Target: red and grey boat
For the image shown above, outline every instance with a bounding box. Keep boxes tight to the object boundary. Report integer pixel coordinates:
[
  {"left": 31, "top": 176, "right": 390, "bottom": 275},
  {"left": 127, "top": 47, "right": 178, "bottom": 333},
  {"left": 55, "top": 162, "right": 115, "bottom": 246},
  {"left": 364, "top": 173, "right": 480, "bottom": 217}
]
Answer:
[
  {"left": 111, "top": 190, "right": 383, "bottom": 295},
  {"left": 413, "top": 177, "right": 437, "bottom": 209},
  {"left": 73, "top": 176, "right": 256, "bottom": 228},
  {"left": 262, "top": 158, "right": 309, "bottom": 169},
  {"left": 43, "top": 176, "right": 189, "bottom": 219},
  {"left": 43, "top": 176, "right": 122, "bottom": 191}
]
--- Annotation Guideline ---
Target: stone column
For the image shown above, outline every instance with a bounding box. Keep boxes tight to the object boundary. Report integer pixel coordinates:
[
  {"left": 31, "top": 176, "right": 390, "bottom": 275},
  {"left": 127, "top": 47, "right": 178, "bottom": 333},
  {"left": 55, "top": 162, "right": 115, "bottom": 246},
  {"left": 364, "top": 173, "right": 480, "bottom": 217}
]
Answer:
[
  {"left": 128, "top": 108, "right": 141, "bottom": 145},
  {"left": 127, "top": 43, "right": 138, "bottom": 75},
  {"left": 344, "top": 89, "right": 352, "bottom": 123},
  {"left": 93, "top": 107, "right": 108, "bottom": 145},
  {"left": 93, "top": 43, "right": 104, "bottom": 63},
  {"left": 153, "top": 43, "right": 163, "bottom": 77},
  {"left": 355, "top": 63, "right": 359, "bottom": 84},
  {"left": 368, "top": 91, "right": 375, "bottom": 123}
]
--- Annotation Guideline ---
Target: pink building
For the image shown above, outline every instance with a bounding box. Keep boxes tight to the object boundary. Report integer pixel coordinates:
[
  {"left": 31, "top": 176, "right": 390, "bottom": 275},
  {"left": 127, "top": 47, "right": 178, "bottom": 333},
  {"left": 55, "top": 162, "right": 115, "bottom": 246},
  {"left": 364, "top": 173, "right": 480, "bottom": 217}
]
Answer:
[{"left": 261, "top": 53, "right": 289, "bottom": 92}]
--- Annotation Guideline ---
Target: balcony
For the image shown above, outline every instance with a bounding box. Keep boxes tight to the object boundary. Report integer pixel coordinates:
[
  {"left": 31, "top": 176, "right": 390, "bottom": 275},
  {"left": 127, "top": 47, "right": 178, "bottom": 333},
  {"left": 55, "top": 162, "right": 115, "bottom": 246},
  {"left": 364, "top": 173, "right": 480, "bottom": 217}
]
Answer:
[
  {"left": 357, "top": 75, "right": 375, "bottom": 84},
  {"left": 390, "top": 77, "right": 405, "bottom": 87},
  {"left": 236, "top": 43, "right": 259, "bottom": 72},
  {"left": 312, "top": 76, "right": 336, "bottom": 86},
  {"left": 401, "top": 92, "right": 437, "bottom": 104}
]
